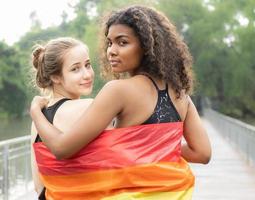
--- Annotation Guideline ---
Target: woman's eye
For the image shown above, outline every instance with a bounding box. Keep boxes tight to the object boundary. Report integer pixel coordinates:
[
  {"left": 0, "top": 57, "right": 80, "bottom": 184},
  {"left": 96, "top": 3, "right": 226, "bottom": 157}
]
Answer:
[
  {"left": 71, "top": 66, "right": 80, "bottom": 72},
  {"left": 85, "top": 63, "right": 91, "bottom": 68},
  {"left": 119, "top": 40, "right": 127, "bottom": 46},
  {"left": 106, "top": 41, "right": 112, "bottom": 47}
]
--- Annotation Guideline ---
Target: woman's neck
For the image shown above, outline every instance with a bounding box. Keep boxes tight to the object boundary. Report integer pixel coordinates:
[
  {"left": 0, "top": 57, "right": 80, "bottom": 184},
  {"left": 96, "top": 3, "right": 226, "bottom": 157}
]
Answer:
[
  {"left": 47, "top": 95, "right": 67, "bottom": 106},
  {"left": 47, "top": 91, "right": 78, "bottom": 106},
  {"left": 52, "top": 86, "right": 80, "bottom": 100}
]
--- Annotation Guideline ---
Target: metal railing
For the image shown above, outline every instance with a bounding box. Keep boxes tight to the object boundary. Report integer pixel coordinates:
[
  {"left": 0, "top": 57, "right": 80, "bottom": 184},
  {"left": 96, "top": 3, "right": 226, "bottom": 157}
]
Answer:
[
  {"left": 204, "top": 108, "right": 255, "bottom": 166},
  {"left": 0, "top": 135, "right": 32, "bottom": 200}
]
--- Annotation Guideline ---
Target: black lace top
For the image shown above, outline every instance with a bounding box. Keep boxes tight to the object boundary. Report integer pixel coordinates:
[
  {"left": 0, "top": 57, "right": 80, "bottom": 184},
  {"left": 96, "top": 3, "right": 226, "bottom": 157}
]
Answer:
[{"left": 142, "top": 77, "right": 181, "bottom": 124}]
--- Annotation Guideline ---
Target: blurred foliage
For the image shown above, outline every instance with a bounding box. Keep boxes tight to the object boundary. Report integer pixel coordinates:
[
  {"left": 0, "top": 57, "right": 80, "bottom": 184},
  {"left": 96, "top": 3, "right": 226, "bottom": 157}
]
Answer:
[{"left": 0, "top": 0, "right": 254, "bottom": 123}]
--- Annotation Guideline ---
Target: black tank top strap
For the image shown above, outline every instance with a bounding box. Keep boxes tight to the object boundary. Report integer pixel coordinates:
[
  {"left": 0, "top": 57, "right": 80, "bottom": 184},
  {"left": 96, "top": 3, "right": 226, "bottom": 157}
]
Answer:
[
  {"left": 147, "top": 76, "right": 160, "bottom": 91},
  {"left": 45, "top": 98, "right": 71, "bottom": 123},
  {"left": 165, "top": 82, "right": 168, "bottom": 90},
  {"left": 34, "top": 98, "right": 70, "bottom": 143},
  {"left": 146, "top": 75, "right": 169, "bottom": 91}
]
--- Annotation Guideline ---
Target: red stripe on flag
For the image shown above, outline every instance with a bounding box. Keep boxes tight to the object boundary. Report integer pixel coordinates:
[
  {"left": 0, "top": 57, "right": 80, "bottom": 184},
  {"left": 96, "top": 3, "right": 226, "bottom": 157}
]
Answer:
[{"left": 34, "top": 122, "right": 183, "bottom": 176}]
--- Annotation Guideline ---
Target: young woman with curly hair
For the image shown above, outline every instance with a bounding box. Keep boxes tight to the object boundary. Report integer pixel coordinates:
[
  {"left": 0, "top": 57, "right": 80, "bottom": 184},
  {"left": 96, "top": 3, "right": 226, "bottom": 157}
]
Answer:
[{"left": 30, "top": 5, "right": 211, "bottom": 200}]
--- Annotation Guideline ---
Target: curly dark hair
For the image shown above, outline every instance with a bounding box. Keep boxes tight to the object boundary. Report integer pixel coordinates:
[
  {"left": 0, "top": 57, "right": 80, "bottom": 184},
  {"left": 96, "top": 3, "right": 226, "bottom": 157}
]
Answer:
[{"left": 101, "top": 5, "right": 194, "bottom": 97}]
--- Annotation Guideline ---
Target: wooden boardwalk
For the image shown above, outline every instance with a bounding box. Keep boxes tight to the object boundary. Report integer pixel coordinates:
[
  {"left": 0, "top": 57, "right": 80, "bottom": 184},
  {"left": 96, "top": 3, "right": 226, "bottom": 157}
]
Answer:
[
  {"left": 192, "top": 119, "right": 255, "bottom": 200},
  {"left": 18, "top": 119, "right": 255, "bottom": 200}
]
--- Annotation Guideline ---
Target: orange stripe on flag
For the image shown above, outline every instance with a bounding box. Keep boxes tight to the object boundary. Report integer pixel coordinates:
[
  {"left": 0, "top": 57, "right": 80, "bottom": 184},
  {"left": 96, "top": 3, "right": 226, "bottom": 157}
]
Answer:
[{"left": 41, "top": 159, "right": 194, "bottom": 199}]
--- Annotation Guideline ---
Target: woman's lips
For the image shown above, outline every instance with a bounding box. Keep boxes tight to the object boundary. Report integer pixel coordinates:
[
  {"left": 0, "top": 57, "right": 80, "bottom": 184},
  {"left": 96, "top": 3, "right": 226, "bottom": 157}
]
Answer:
[
  {"left": 109, "top": 60, "right": 120, "bottom": 66},
  {"left": 80, "top": 81, "right": 92, "bottom": 87}
]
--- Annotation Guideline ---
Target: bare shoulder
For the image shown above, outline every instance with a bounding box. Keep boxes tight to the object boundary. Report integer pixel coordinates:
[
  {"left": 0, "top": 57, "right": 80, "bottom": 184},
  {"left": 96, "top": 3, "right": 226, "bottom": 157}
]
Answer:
[
  {"left": 99, "top": 79, "right": 137, "bottom": 99},
  {"left": 103, "top": 76, "right": 147, "bottom": 89},
  {"left": 53, "top": 98, "right": 94, "bottom": 130},
  {"left": 60, "top": 98, "right": 93, "bottom": 115},
  {"left": 102, "top": 79, "right": 132, "bottom": 91},
  {"left": 92, "top": 78, "right": 146, "bottom": 117},
  {"left": 65, "top": 98, "right": 93, "bottom": 109}
]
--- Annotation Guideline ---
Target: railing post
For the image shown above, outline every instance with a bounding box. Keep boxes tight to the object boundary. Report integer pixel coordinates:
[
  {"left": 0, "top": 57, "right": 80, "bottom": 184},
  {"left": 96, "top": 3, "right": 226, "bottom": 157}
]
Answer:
[
  {"left": 25, "top": 144, "right": 30, "bottom": 192},
  {"left": 3, "top": 145, "right": 9, "bottom": 200}
]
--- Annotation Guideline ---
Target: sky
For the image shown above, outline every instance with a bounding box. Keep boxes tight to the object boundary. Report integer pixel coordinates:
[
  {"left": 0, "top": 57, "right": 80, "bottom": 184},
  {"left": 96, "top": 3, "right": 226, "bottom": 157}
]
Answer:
[{"left": 0, "top": 0, "right": 78, "bottom": 45}]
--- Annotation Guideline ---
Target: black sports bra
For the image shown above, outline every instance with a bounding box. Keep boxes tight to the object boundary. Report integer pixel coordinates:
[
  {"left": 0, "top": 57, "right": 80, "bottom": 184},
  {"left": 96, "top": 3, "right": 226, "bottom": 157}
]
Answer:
[
  {"left": 142, "top": 77, "right": 181, "bottom": 124},
  {"left": 34, "top": 98, "right": 70, "bottom": 143}
]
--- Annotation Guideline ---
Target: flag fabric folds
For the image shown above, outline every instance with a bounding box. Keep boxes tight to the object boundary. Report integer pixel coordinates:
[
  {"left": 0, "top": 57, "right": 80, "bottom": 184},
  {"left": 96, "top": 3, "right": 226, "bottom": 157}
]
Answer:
[{"left": 34, "top": 122, "right": 194, "bottom": 200}]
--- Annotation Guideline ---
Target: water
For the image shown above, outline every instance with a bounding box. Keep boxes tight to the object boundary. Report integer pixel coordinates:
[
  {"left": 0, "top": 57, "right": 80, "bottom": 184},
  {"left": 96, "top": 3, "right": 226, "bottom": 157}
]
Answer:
[{"left": 0, "top": 115, "right": 31, "bottom": 141}]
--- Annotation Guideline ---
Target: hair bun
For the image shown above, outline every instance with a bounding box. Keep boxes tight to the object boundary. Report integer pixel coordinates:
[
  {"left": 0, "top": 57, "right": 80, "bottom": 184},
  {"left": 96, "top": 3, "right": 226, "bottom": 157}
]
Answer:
[{"left": 32, "top": 45, "right": 45, "bottom": 70}]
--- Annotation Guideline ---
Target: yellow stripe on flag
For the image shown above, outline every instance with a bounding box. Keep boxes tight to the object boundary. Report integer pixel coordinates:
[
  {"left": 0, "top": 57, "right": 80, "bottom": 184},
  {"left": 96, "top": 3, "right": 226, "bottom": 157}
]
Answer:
[{"left": 102, "top": 187, "right": 194, "bottom": 200}]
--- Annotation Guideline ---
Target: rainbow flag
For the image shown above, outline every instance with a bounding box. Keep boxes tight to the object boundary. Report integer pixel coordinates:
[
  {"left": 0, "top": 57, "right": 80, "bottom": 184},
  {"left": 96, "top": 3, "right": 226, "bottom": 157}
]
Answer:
[{"left": 34, "top": 122, "right": 194, "bottom": 200}]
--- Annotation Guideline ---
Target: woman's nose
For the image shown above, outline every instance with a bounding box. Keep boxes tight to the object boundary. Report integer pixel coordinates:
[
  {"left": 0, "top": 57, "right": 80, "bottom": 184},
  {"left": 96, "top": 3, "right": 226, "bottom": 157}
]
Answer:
[{"left": 82, "top": 68, "right": 92, "bottom": 79}]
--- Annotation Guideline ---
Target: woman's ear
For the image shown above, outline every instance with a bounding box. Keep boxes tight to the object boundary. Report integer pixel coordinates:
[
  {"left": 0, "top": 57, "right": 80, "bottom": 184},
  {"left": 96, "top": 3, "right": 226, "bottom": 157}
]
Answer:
[{"left": 50, "top": 75, "right": 61, "bottom": 84}]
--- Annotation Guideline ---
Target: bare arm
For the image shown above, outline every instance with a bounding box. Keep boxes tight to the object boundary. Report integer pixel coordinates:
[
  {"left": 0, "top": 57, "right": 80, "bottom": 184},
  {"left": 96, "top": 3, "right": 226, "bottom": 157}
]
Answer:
[
  {"left": 30, "top": 123, "right": 44, "bottom": 194},
  {"left": 30, "top": 81, "right": 124, "bottom": 159},
  {"left": 181, "top": 97, "right": 211, "bottom": 164}
]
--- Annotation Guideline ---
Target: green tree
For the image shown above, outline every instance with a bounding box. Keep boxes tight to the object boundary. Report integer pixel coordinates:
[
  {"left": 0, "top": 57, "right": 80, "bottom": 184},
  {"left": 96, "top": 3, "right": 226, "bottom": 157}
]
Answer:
[
  {"left": 158, "top": 0, "right": 255, "bottom": 121},
  {"left": 0, "top": 42, "right": 27, "bottom": 117}
]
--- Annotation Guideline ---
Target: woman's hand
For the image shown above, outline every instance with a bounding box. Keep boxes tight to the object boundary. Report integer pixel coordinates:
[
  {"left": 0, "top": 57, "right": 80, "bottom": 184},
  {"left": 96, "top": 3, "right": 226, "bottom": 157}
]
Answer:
[{"left": 30, "top": 96, "right": 49, "bottom": 119}]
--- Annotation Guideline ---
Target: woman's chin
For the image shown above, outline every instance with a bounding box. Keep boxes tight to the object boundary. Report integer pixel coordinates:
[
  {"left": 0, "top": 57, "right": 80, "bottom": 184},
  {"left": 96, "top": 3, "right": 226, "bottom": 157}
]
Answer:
[
  {"left": 80, "top": 89, "right": 92, "bottom": 96},
  {"left": 111, "top": 68, "right": 125, "bottom": 74}
]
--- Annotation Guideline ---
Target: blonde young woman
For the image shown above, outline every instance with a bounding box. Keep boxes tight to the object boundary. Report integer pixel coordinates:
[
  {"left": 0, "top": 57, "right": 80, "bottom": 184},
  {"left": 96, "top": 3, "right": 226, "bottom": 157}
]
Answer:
[
  {"left": 30, "top": 6, "right": 211, "bottom": 200},
  {"left": 30, "top": 37, "right": 95, "bottom": 199}
]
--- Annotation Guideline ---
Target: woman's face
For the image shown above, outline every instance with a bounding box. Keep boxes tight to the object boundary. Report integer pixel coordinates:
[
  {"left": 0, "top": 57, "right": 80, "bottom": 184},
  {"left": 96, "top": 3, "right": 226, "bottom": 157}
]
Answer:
[
  {"left": 106, "top": 24, "right": 144, "bottom": 74},
  {"left": 56, "top": 44, "right": 94, "bottom": 99}
]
